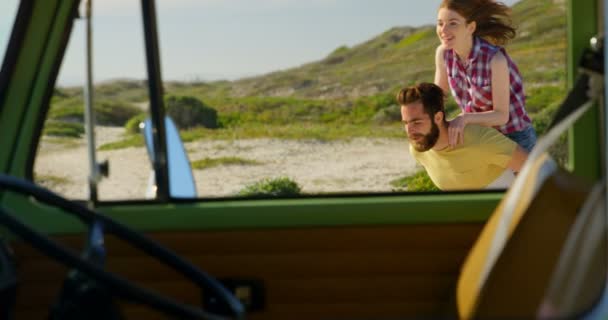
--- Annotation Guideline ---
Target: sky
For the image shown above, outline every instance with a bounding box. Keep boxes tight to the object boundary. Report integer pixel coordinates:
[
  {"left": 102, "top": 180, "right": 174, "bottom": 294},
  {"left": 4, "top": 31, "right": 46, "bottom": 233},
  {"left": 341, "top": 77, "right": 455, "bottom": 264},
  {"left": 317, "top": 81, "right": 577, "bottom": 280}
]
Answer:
[{"left": 0, "top": 0, "right": 520, "bottom": 86}]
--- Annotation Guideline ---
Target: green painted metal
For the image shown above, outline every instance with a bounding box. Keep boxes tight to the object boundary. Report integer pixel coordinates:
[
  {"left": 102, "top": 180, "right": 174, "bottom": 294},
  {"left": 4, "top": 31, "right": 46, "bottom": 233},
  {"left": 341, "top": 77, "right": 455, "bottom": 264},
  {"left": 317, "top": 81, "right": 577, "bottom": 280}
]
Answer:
[
  {"left": 8, "top": 192, "right": 500, "bottom": 235},
  {"left": 0, "top": 1, "right": 60, "bottom": 175},
  {"left": 567, "top": 0, "right": 601, "bottom": 181},
  {"left": 10, "top": 1, "right": 77, "bottom": 176},
  {"left": 0, "top": 0, "right": 597, "bottom": 234},
  {"left": 0, "top": 0, "right": 499, "bottom": 234},
  {"left": 0, "top": 192, "right": 84, "bottom": 237},
  {"left": 103, "top": 193, "right": 498, "bottom": 230}
]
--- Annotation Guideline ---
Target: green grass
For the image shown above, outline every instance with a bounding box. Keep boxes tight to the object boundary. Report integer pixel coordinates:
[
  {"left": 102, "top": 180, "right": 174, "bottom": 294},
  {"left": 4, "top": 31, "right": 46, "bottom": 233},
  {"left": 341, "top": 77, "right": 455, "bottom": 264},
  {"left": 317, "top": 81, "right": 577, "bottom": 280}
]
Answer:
[
  {"left": 98, "top": 135, "right": 144, "bottom": 151},
  {"left": 191, "top": 157, "right": 262, "bottom": 170},
  {"left": 43, "top": 121, "right": 84, "bottom": 138},
  {"left": 35, "top": 174, "right": 70, "bottom": 190},
  {"left": 328, "top": 45, "right": 350, "bottom": 56},
  {"left": 181, "top": 123, "right": 403, "bottom": 142},
  {"left": 94, "top": 80, "right": 148, "bottom": 102},
  {"left": 41, "top": 136, "right": 82, "bottom": 149},
  {"left": 238, "top": 177, "right": 302, "bottom": 197},
  {"left": 396, "top": 28, "right": 433, "bottom": 49},
  {"left": 125, "top": 113, "right": 148, "bottom": 134},
  {"left": 391, "top": 170, "right": 439, "bottom": 192},
  {"left": 48, "top": 98, "right": 83, "bottom": 121},
  {"left": 49, "top": 99, "right": 141, "bottom": 126},
  {"left": 92, "top": 122, "right": 404, "bottom": 151}
]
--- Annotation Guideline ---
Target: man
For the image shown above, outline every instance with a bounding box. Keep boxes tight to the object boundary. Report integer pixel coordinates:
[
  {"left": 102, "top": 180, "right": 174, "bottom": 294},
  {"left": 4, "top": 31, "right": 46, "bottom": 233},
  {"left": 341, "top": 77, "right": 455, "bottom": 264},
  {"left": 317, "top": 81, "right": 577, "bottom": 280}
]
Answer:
[{"left": 397, "top": 82, "right": 528, "bottom": 190}]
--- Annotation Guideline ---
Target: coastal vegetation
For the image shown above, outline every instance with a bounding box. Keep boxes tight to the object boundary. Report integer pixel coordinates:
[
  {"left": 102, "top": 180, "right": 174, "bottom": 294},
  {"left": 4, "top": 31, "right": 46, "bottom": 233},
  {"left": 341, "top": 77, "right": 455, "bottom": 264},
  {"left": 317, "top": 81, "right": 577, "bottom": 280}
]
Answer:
[{"left": 45, "top": 0, "right": 567, "bottom": 192}]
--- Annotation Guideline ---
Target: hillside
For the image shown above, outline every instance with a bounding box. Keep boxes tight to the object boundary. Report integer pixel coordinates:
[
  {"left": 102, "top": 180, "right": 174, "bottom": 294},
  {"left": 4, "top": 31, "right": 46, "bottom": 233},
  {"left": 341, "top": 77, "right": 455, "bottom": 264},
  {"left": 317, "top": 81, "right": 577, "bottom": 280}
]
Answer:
[
  {"left": 169, "top": 0, "right": 566, "bottom": 100},
  {"left": 55, "top": 0, "right": 566, "bottom": 101},
  {"left": 50, "top": 0, "right": 568, "bottom": 147}
]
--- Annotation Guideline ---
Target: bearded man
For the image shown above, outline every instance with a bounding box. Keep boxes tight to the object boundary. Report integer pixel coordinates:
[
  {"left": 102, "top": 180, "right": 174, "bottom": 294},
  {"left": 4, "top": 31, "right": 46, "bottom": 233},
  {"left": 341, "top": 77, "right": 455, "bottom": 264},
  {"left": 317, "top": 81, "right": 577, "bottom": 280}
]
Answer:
[{"left": 397, "top": 82, "right": 528, "bottom": 190}]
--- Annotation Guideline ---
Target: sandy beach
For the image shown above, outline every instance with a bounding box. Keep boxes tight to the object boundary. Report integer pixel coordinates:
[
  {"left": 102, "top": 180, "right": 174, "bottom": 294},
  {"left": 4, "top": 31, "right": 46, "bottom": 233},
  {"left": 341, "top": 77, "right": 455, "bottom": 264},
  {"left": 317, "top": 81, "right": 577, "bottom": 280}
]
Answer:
[{"left": 34, "top": 126, "right": 420, "bottom": 200}]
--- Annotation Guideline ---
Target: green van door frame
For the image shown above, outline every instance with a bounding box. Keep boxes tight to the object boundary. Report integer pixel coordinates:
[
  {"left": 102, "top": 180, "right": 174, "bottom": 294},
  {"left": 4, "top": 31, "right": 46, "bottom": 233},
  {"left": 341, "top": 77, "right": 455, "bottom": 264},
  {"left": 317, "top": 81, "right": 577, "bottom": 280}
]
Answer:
[
  {"left": 0, "top": 0, "right": 602, "bottom": 234},
  {"left": 568, "top": 0, "right": 601, "bottom": 180},
  {"left": 92, "top": 0, "right": 607, "bottom": 233}
]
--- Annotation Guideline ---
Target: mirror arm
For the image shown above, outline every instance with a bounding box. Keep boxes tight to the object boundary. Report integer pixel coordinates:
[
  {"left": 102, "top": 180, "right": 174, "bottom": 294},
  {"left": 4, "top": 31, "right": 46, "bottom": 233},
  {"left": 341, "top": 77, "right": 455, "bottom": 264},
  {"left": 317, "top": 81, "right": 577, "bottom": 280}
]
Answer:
[
  {"left": 141, "top": 0, "right": 169, "bottom": 201},
  {"left": 83, "top": 0, "right": 105, "bottom": 206}
]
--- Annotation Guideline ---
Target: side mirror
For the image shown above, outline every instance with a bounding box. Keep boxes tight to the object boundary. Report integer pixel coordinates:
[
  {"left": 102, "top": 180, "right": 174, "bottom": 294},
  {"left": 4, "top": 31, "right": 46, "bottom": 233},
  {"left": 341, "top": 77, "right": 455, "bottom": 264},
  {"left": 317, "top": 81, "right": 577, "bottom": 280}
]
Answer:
[{"left": 142, "top": 117, "right": 197, "bottom": 199}]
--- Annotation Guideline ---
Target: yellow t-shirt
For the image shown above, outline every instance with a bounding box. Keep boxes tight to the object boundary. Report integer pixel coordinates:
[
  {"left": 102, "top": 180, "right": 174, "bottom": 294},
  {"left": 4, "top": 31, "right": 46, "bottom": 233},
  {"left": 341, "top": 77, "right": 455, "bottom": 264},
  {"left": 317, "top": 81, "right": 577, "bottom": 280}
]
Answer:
[{"left": 410, "top": 125, "right": 517, "bottom": 190}]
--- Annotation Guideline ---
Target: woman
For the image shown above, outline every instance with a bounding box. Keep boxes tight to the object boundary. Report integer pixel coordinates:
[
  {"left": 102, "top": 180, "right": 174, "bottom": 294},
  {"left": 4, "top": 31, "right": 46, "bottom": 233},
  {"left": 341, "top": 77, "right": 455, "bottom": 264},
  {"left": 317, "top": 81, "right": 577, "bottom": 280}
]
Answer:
[{"left": 434, "top": 0, "right": 536, "bottom": 152}]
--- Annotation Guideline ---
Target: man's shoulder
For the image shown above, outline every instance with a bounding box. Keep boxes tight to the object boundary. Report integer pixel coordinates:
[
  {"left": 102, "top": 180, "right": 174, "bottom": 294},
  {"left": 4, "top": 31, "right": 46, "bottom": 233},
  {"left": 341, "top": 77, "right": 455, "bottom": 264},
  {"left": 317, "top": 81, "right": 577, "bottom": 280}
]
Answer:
[
  {"left": 464, "top": 125, "right": 513, "bottom": 143},
  {"left": 464, "top": 124, "right": 498, "bottom": 136},
  {"left": 463, "top": 125, "right": 517, "bottom": 152}
]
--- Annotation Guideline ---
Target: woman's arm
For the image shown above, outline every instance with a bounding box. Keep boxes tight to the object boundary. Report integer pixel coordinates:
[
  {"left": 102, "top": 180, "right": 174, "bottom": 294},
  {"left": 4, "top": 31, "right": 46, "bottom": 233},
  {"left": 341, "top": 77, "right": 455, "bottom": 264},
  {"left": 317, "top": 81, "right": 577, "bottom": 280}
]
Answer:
[
  {"left": 434, "top": 45, "right": 450, "bottom": 93},
  {"left": 460, "top": 51, "right": 511, "bottom": 126},
  {"left": 447, "top": 51, "right": 511, "bottom": 147}
]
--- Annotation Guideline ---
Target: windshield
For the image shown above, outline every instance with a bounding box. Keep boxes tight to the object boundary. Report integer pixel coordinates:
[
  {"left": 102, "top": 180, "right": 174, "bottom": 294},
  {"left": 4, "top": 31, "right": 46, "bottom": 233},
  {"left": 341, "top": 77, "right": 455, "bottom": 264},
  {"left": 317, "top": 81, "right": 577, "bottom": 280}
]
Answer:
[{"left": 34, "top": 0, "right": 569, "bottom": 200}]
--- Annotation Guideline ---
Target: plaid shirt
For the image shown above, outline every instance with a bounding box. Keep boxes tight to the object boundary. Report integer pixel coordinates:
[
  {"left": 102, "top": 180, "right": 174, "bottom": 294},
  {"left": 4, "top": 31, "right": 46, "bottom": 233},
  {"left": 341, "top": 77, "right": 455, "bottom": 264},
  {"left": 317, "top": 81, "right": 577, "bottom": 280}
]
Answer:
[{"left": 444, "top": 37, "right": 531, "bottom": 134}]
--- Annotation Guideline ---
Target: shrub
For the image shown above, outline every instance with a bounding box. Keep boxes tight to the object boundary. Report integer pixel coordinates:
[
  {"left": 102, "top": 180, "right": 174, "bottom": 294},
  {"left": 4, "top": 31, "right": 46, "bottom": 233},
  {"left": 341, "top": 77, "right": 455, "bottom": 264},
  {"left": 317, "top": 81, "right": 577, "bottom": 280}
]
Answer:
[
  {"left": 49, "top": 99, "right": 140, "bottom": 126},
  {"left": 525, "top": 85, "right": 564, "bottom": 114},
  {"left": 531, "top": 103, "right": 558, "bottom": 136},
  {"left": 372, "top": 104, "right": 401, "bottom": 124},
  {"left": 95, "top": 100, "right": 141, "bottom": 126},
  {"left": 49, "top": 98, "right": 83, "bottom": 122},
  {"left": 350, "top": 93, "right": 395, "bottom": 123},
  {"left": 125, "top": 113, "right": 148, "bottom": 134},
  {"left": 329, "top": 45, "right": 349, "bottom": 56},
  {"left": 218, "top": 113, "right": 242, "bottom": 128},
  {"left": 165, "top": 95, "right": 218, "bottom": 129},
  {"left": 532, "top": 105, "right": 569, "bottom": 166},
  {"left": 238, "top": 177, "right": 302, "bottom": 197},
  {"left": 43, "top": 121, "right": 85, "bottom": 138},
  {"left": 390, "top": 170, "right": 439, "bottom": 192},
  {"left": 324, "top": 45, "right": 350, "bottom": 65}
]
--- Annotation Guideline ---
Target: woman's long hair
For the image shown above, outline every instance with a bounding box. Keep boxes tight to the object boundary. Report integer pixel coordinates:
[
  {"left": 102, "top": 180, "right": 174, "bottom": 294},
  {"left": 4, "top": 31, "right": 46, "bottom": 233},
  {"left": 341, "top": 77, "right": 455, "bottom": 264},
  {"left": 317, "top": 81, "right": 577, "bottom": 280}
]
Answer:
[{"left": 440, "top": 0, "right": 516, "bottom": 45}]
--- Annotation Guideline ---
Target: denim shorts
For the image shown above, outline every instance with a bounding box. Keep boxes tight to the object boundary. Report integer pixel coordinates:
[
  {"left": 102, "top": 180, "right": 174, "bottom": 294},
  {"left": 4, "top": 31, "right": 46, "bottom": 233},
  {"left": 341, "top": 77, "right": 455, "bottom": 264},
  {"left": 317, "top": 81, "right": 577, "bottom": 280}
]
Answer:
[{"left": 505, "top": 126, "right": 537, "bottom": 153}]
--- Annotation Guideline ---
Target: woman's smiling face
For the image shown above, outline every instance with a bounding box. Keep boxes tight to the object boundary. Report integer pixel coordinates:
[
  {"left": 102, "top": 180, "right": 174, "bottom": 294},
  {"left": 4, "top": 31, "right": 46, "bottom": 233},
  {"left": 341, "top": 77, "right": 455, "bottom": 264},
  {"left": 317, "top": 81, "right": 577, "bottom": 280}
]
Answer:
[{"left": 436, "top": 8, "right": 475, "bottom": 49}]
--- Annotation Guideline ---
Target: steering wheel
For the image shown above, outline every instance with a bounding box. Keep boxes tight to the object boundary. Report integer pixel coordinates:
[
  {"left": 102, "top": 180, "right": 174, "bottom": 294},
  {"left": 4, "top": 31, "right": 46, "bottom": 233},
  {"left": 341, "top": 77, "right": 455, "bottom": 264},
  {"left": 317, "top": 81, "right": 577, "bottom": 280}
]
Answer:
[{"left": 0, "top": 174, "right": 245, "bottom": 320}]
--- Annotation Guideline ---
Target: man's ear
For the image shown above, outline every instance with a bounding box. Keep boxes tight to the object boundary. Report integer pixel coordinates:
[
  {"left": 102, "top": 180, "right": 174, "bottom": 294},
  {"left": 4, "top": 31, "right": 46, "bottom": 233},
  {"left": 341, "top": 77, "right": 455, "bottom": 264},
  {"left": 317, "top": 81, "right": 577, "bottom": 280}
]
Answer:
[{"left": 434, "top": 111, "right": 445, "bottom": 124}]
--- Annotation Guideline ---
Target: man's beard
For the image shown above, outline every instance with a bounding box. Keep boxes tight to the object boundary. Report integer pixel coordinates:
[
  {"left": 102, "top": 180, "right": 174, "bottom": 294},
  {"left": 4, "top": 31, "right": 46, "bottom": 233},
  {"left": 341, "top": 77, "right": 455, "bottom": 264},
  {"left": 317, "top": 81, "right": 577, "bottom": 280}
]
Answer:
[{"left": 411, "top": 121, "right": 440, "bottom": 152}]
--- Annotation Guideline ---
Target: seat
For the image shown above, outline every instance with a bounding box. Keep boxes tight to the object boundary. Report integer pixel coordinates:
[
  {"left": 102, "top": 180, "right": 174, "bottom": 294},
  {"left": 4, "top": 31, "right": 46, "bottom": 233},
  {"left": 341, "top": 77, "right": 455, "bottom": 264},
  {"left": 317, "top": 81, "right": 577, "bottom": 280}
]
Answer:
[
  {"left": 456, "top": 72, "right": 599, "bottom": 318},
  {"left": 538, "top": 181, "right": 606, "bottom": 319},
  {"left": 456, "top": 152, "right": 593, "bottom": 319}
]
